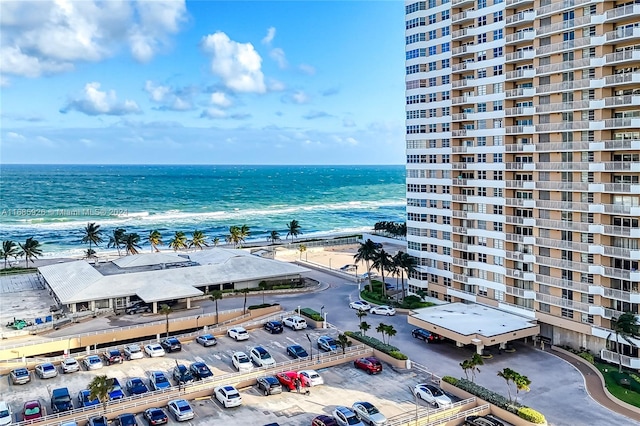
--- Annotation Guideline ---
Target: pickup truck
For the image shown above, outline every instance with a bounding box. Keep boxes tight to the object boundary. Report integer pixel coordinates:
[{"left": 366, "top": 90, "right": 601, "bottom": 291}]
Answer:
[
  {"left": 282, "top": 316, "right": 308, "bottom": 330},
  {"left": 51, "top": 387, "right": 73, "bottom": 413}
]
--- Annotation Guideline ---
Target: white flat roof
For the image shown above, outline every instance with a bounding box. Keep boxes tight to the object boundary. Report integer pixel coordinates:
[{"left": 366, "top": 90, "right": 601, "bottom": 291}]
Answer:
[
  {"left": 112, "top": 252, "right": 189, "bottom": 268},
  {"left": 411, "top": 303, "right": 538, "bottom": 338}
]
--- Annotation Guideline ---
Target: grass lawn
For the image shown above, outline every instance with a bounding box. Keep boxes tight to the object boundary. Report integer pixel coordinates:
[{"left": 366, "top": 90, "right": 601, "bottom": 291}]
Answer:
[
  {"left": 0, "top": 267, "right": 37, "bottom": 276},
  {"left": 595, "top": 361, "right": 640, "bottom": 407},
  {"left": 359, "top": 281, "right": 433, "bottom": 309}
]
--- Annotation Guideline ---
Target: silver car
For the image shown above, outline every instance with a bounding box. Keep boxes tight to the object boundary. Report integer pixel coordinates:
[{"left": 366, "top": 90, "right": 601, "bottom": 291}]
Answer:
[
  {"left": 123, "top": 344, "right": 144, "bottom": 360},
  {"left": 167, "top": 399, "right": 194, "bottom": 422},
  {"left": 35, "top": 363, "right": 58, "bottom": 379},
  {"left": 83, "top": 355, "right": 104, "bottom": 370},
  {"left": 61, "top": 357, "right": 80, "bottom": 373},
  {"left": 352, "top": 401, "right": 387, "bottom": 426}
]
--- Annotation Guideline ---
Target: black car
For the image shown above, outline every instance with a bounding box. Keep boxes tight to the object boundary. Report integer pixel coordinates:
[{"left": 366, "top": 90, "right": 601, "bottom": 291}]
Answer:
[
  {"left": 115, "top": 413, "right": 138, "bottom": 426},
  {"left": 286, "top": 344, "right": 309, "bottom": 359},
  {"left": 189, "top": 362, "right": 213, "bottom": 380},
  {"left": 143, "top": 408, "right": 169, "bottom": 425},
  {"left": 102, "top": 349, "right": 124, "bottom": 365},
  {"left": 256, "top": 376, "right": 282, "bottom": 396},
  {"left": 172, "top": 364, "right": 195, "bottom": 384},
  {"left": 411, "top": 328, "right": 445, "bottom": 343},
  {"left": 160, "top": 337, "right": 182, "bottom": 352},
  {"left": 464, "top": 415, "right": 505, "bottom": 426},
  {"left": 264, "top": 320, "right": 284, "bottom": 334},
  {"left": 88, "top": 416, "right": 108, "bottom": 426},
  {"left": 125, "top": 301, "right": 150, "bottom": 315}
]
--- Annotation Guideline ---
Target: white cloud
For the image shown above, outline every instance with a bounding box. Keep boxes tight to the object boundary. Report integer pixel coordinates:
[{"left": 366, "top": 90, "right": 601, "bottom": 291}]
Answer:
[
  {"left": 299, "top": 64, "right": 316, "bottom": 75},
  {"left": 291, "top": 90, "right": 310, "bottom": 104},
  {"left": 201, "top": 107, "right": 227, "bottom": 119},
  {"left": 210, "top": 92, "right": 232, "bottom": 108},
  {"left": 262, "top": 27, "right": 276, "bottom": 45},
  {"left": 268, "top": 79, "right": 286, "bottom": 92},
  {"left": 201, "top": 31, "right": 266, "bottom": 93},
  {"left": 61, "top": 82, "right": 141, "bottom": 116},
  {"left": 343, "top": 118, "right": 356, "bottom": 128},
  {"left": 0, "top": 75, "right": 10, "bottom": 87},
  {"left": 7, "top": 132, "right": 25, "bottom": 140},
  {"left": 0, "top": 0, "right": 187, "bottom": 78},
  {"left": 269, "top": 47, "right": 287, "bottom": 69},
  {"left": 144, "top": 80, "right": 193, "bottom": 111}
]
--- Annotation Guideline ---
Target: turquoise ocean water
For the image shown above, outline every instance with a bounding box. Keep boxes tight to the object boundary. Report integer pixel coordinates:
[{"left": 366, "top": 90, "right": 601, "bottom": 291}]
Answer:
[{"left": 0, "top": 165, "right": 406, "bottom": 257}]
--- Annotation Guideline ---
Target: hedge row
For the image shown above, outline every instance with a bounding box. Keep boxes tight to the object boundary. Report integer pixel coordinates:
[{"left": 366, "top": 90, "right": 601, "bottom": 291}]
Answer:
[
  {"left": 344, "top": 331, "right": 408, "bottom": 360},
  {"left": 299, "top": 308, "right": 323, "bottom": 321},
  {"left": 441, "top": 376, "right": 546, "bottom": 424},
  {"left": 247, "top": 303, "right": 279, "bottom": 310}
]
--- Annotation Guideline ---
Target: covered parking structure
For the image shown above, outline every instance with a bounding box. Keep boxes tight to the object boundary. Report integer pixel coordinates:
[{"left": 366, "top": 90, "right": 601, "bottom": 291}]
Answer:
[
  {"left": 39, "top": 248, "right": 309, "bottom": 314},
  {"left": 408, "top": 303, "right": 540, "bottom": 355}
]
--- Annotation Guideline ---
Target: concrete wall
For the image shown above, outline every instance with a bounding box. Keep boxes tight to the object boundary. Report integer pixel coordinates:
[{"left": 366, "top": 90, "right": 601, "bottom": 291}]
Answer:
[{"left": 551, "top": 327, "right": 606, "bottom": 354}]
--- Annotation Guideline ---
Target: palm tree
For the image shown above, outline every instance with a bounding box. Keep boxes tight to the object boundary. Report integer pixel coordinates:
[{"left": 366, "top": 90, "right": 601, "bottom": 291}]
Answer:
[
  {"left": 337, "top": 333, "right": 352, "bottom": 354},
  {"left": 1, "top": 240, "right": 19, "bottom": 269},
  {"left": 355, "top": 309, "right": 367, "bottom": 323},
  {"left": 298, "top": 244, "right": 307, "bottom": 260},
  {"left": 513, "top": 373, "right": 531, "bottom": 403},
  {"left": 395, "top": 251, "right": 417, "bottom": 301},
  {"left": 460, "top": 358, "right": 473, "bottom": 381},
  {"left": 376, "top": 323, "right": 387, "bottom": 344},
  {"left": 286, "top": 220, "right": 302, "bottom": 241},
  {"left": 84, "top": 248, "right": 96, "bottom": 259},
  {"left": 123, "top": 233, "right": 142, "bottom": 255},
  {"left": 82, "top": 222, "right": 103, "bottom": 254},
  {"left": 18, "top": 237, "right": 42, "bottom": 268},
  {"left": 611, "top": 312, "right": 640, "bottom": 373},
  {"left": 159, "top": 304, "right": 172, "bottom": 337},
  {"left": 107, "top": 228, "right": 126, "bottom": 256},
  {"left": 267, "top": 230, "right": 280, "bottom": 245},
  {"left": 88, "top": 375, "right": 114, "bottom": 415},
  {"left": 460, "top": 353, "right": 484, "bottom": 382},
  {"left": 353, "top": 239, "right": 380, "bottom": 292},
  {"left": 359, "top": 321, "right": 370, "bottom": 337},
  {"left": 497, "top": 368, "right": 516, "bottom": 403},
  {"left": 226, "top": 226, "right": 242, "bottom": 248},
  {"left": 212, "top": 237, "right": 220, "bottom": 247},
  {"left": 168, "top": 231, "right": 188, "bottom": 251},
  {"left": 239, "top": 224, "right": 251, "bottom": 246},
  {"left": 148, "top": 230, "right": 163, "bottom": 252},
  {"left": 239, "top": 288, "right": 251, "bottom": 314},
  {"left": 384, "top": 324, "right": 397, "bottom": 344},
  {"left": 190, "top": 230, "right": 208, "bottom": 250},
  {"left": 372, "top": 248, "right": 394, "bottom": 298},
  {"left": 209, "top": 290, "right": 223, "bottom": 324}
]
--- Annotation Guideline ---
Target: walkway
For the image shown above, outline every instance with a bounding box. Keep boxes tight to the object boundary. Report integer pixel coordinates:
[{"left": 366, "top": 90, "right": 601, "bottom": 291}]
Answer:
[{"left": 549, "top": 347, "right": 640, "bottom": 423}]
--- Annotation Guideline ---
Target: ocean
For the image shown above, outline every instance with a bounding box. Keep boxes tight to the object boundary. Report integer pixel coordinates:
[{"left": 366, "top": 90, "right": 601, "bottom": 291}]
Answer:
[{"left": 0, "top": 165, "right": 406, "bottom": 257}]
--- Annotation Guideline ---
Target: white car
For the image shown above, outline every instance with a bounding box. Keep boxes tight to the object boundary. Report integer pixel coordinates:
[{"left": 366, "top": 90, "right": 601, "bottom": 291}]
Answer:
[
  {"left": 214, "top": 385, "right": 242, "bottom": 408},
  {"left": 283, "top": 316, "right": 308, "bottom": 330},
  {"left": 298, "top": 369, "right": 324, "bottom": 387},
  {"left": 349, "top": 300, "right": 371, "bottom": 311},
  {"left": 35, "top": 363, "right": 58, "bottom": 379},
  {"left": 413, "top": 383, "right": 452, "bottom": 408},
  {"left": 370, "top": 305, "right": 396, "bottom": 316},
  {"left": 334, "top": 406, "right": 365, "bottom": 426},
  {"left": 83, "top": 355, "right": 103, "bottom": 370},
  {"left": 250, "top": 346, "right": 276, "bottom": 367},
  {"left": 124, "top": 344, "right": 144, "bottom": 360},
  {"left": 61, "top": 357, "right": 80, "bottom": 373},
  {"left": 232, "top": 352, "right": 254, "bottom": 372},
  {"left": 144, "top": 343, "right": 166, "bottom": 358},
  {"left": 0, "top": 401, "right": 12, "bottom": 426},
  {"left": 227, "top": 326, "right": 249, "bottom": 341},
  {"left": 167, "top": 399, "right": 194, "bottom": 422}
]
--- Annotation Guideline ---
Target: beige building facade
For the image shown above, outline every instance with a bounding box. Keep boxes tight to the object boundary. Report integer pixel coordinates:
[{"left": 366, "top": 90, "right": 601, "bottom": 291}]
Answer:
[{"left": 405, "top": 0, "right": 640, "bottom": 368}]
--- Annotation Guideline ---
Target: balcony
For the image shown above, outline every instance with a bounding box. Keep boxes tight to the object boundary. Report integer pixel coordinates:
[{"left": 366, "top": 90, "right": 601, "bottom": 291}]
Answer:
[
  {"left": 536, "top": 122, "right": 598, "bottom": 133},
  {"left": 537, "top": 0, "right": 591, "bottom": 18},
  {"left": 603, "top": 245, "right": 634, "bottom": 258},
  {"left": 453, "top": 242, "right": 468, "bottom": 251},
  {"left": 536, "top": 293, "right": 591, "bottom": 313},
  {"left": 452, "top": 0, "right": 474, "bottom": 7},
  {"left": 505, "top": 50, "right": 535, "bottom": 62},
  {"left": 506, "top": 0, "right": 534, "bottom": 7},
  {"left": 505, "top": 10, "right": 536, "bottom": 27},
  {"left": 452, "top": 44, "right": 474, "bottom": 56},
  {"left": 604, "top": 95, "right": 640, "bottom": 108},
  {"left": 603, "top": 308, "right": 626, "bottom": 319},
  {"left": 452, "top": 79, "right": 475, "bottom": 89},
  {"left": 536, "top": 200, "right": 591, "bottom": 212},
  {"left": 603, "top": 267, "right": 634, "bottom": 280},
  {"left": 536, "top": 274, "right": 591, "bottom": 293},
  {"left": 452, "top": 226, "right": 467, "bottom": 235},
  {"left": 505, "top": 286, "right": 536, "bottom": 299},
  {"left": 536, "top": 37, "right": 592, "bottom": 56},
  {"left": 536, "top": 219, "right": 590, "bottom": 232},
  {"left": 604, "top": 4, "right": 640, "bottom": 23},
  {"left": 505, "top": 125, "right": 535, "bottom": 134},
  {"left": 603, "top": 288, "right": 640, "bottom": 304},
  {"left": 535, "top": 58, "right": 593, "bottom": 76},
  {"left": 602, "top": 224, "right": 640, "bottom": 237},
  {"left": 505, "top": 68, "right": 536, "bottom": 80},
  {"left": 535, "top": 100, "right": 592, "bottom": 113},
  {"left": 604, "top": 27, "right": 640, "bottom": 44},
  {"left": 601, "top": 350, "right": 640, "bottom": 370},
  {"left": 506, "top": 31, "right": 536, "bottom": 44},
  {"left": 506, "top": 215, "right": 535, "bottom": 226},
  {"left": 603, "top": 161, "right": 640, "bottom": 172},
  {"left": 535, "top": 181, "right": 588, "bottom": 191},
  {"left": 505, "top": 143, "right": 536, "bottom": 152},
  {"left": 451, "top": 95, "right": 472, "bottom": 105},
  {"left": 452, "top": 10, "right": 475, "bottom": 24},
  {"left": 452, "top": 28, "right": 475, "bottom": 41},
  {"left": 604, "top": 72, "right": 640, "bottom": 86},
  {"left": 505, "top": 198, "right": 535, "bottom": 207},
  {"left": 534, "top": 141, "right": 591, "bottom": 152},
  {"left": 452, "top": 129, "right": 467, "bottom": 137},
  {"left": 604, "top": 118, "right": 640, "bottom": 129},
  {"left": 536, "top": 256, "right": 590, "bottom": 273},
  {"left": 535, "top": 162, "right": 589, "bottom": 171},
  {"left": 536, "top": 79, "right": 596, "bottom": 95},
  {"left": 504, "top": 106, "right": 535, "bottom": 117},
  {"left": 537, "top": 15, "right": 598, "bottom": 37},
  {"left": 505, "top": 180, "right": 535, "bottom": 189},
  {"left": 603, "top": 203, "right": 640, "bottom": 216},
  {"left": 604, "top": 50, "right": 640, "bottom": 65},
  {"left": 536, "top": 237, "right": 590, "bottom": 253},
  {"left": 505, "top": 87, "right": 536, "bottom": 98}
]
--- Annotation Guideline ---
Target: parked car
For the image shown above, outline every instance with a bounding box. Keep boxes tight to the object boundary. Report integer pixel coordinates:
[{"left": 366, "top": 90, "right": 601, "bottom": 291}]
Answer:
[
  {"left": 232, "top": 352, "right": 254, "bottom": 372},
  {"left": 317, "top": 335, "right": 338, "bottom": 352},
  {"left": 61, "top": 357, "right": 80, "bottom": 373},
  {"left": 195, "top": 334, "right": 217, "bottom": 347},
  {"left": 283, "top": 316, "right": 308, "bottom": 330},
  {"left": 148, "top": 371, "right": 171, "bottom": 390},
  {"left": 102, "top": 349, "right": 124, "bottom": 365},
  {"left": 369, "top": 305, "right": 396, "bottom": 316},
  {"left": 125, "top": 377, "right": 149, "bottom": 395},
  {"left": 411, "top": 328, "right": 444, "bottom": 343},
  {"left": 83, "top": 355, "right": 104, "bottom": 370},
  {"left": 143, "top": 408, "right": 169, "bottom": 426},
  {"left": 349, "top": 300, "right": 371, "bottom": 311},
  {"left": 312, "top": 415, "right": 339, "bottom": 426},
  {"left": 299, "top": 369, "right": 324, "bottom": 387},
  {"left": 125, "top": 301, "right": 150, "bottom": 315},
  {"left": 275, "top": 371, "right": 298, "bottom": 391},
  {"left": 51, "top": 387, "right": 73, "bottom": 413},
  {"left": 144, "top": 344, "right": 166, "bottom": 357},
  {"left": 172, "top": 364, "right": 194, "bottom": 385},
  {"left": 77, "top": 390, "right": 100, "bottom": 408},
  {"left": 189, "top": 362, "right": 213, "bottom": 380},
  {"left": 160, "top": 337, "right": 182, "bottom": 353},
  {"left": 256, "top": 376, "right": 283, "bottom": 395},
  {"left": 10, "top": 367, "right": 31, "bottom": 385},
  {"left": 109, "top": 378, "right": 125, "bottom": 400},
  {"left": 250, "top": 346, "right": 276, "bottom": 367},
  {"left": 0, "top": 401, "right": 12, "bottom": 426},
  {"left": 464, "top": 415, "right": 505, "bottom": 426},
  {"left": 114, "top": 413, "right": 138, "bottom": 426},
  {"left": 263, "top": 320, "right": 284, "bottom": 334},
  {"left": 88, "top": 416, "right": 108, "bottom": 426},
  {"left": 124, "top": 344, "right": 144, "bottom": 360},
  {"left": 35, "top": 362, "right": 58, "bottom": 379},
  {"left": 413, "top": 384, "right": 452, "bottom": 408},
  {"left": 214, "top": 385, "right": 242, "bottom": 408},
  {"left": 333, "top": 406, "right": 365, "bottom": 426},
  {"left": 286, "top": 344, "right": 309, "bottom": 359},
  {"left": 22, "top": 400, "right": 43, "bottom": 421},
  {"left": 352, "top": 401, "right": 387, "bottom": 426},
  {"left": 167, "top": 399, "right": 195, "bottom": 421},
  {"left": 354, "top": 357, "right": 383, "bottom": 375},
  {"left": 227, "top": 326, "right": 249, "bottom": 341}
]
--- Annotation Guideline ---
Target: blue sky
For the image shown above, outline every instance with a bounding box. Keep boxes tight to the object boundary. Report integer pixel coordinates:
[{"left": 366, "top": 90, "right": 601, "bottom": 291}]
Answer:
[{"left": 1, "top": 0, "right": 405, "bottom": 165}]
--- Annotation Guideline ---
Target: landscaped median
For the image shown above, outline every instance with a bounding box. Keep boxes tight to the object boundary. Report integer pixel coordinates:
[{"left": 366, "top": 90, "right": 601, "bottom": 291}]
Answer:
[{"left": 344, "top": 331, "right": 410, "bottom": 369}]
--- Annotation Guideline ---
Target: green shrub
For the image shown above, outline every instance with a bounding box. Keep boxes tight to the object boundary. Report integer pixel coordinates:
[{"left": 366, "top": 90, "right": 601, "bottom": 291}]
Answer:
[
  {"left": 517, "top": 407, "right": 547, "bottom": 424},
  {"left": 299, "top": 308, "right": 323, "bottom": 321},
  {"left": 441, "top": 376, "right": 459, "bottom": 385},
  {"left": 388, "top": 350, "right": 408, "bottom": 360},
  {"left": 454, "top": 378, "right": 518, "bottom": 414},
  {"left": 344, "top": 331, "right": 409, "bottom": 360},
  {"left": 578, "top": 351, "right": 595, "bottom": 364},
  {"left": 247, "top": 303, "right": 278, "bottom": 310}
]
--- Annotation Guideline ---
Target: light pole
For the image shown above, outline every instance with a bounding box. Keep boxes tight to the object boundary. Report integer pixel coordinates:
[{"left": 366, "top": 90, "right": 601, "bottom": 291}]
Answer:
[
  {"left": 320, "top": 306, "right": 324, "bottom": 318},
  {"left": 306, "top": 333, "right": 313, "bottom": 361},
  {"left": 196, "top": 315, "right": 201, "bottom": 330}
]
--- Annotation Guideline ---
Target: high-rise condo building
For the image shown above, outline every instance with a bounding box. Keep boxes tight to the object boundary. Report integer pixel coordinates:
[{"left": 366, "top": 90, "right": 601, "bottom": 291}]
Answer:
[{"left": 405, "top": 0, "right": 640, "bottom": 367}]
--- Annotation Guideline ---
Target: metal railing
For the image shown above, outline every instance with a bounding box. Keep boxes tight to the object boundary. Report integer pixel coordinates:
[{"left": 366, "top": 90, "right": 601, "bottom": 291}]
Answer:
[{"left": 386, "top": 398, "right": 482, "bottom": 426}]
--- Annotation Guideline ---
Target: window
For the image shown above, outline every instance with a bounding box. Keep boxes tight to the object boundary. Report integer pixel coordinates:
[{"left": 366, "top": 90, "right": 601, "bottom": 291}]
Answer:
[
  {"left": 493, "top": 11, "right": 503, "bottom": 22},
  {"left": 478, "top": 16, "right": 487, "bottom": 27},
  {"left": 493, "top": 65, "right": 503, "bottom": 76},
  {"left": 429, "top": 30, "right": 437, "bottom": 40},
  {"left": 441, "top": 42, "right": 450, "bottom": 53},
  {"left": 441, "top": 59, "right": 450, "bottom": 68},
  {"left": 442, "top": 26, "right": 450, "bottom": 37},
  {"left": 477, "top": 33, "right": 487, "bottom": 44},
  {"left": 561, "top": 308, "right": 574, "bottom": 319},
  {"left": 429, "top": 46, "right": 437, "bottom": 56},
  {"left": 493, "top": 47, "right": 503, "bottom": 58},
  {"left": 428, "top": 14, "right": 437, "bottom": 24},
  {"left": 441, "top": 10, "right": 449, "bottom": 20},
  {"left": 493, "top": 29, "right": 503, "bottom": 40},
  {"left": 493, "top": 100, "right": 503, "bottom": 111},
  {"left": 442, "top": 75, "right": 450, "bottom": 84}
]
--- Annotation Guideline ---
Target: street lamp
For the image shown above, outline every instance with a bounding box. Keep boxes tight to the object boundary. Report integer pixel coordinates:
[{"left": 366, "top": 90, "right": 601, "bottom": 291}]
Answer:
[
  {"left": 196, "top": 315, "right": 201, "bottom": 330},
  {"left": 306, "top": 333, "right": 313, "bottom": 361},
  {"left": 320, "top": 306, "right": 324, "bottom": 318}
]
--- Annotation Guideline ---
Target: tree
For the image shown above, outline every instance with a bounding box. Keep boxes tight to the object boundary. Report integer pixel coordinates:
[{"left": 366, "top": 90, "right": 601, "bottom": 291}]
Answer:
[
  {"left": 82, "top": 222, "right": 103, "bottom": 254},
  {"left": 212, "top": 237, "right": 220, "bottom": 247},
  {"left": 226, "top": 226, "right": 242, "bottom": 248},
  {"left": 1, "top": 240, "right": 19, "bottom": 269},
  {"left": 353, "top": 239, "right": 380, "bottom": 292},
  {"left": 84, "top": 248, "right": 96, "bottom": 259},
  {"left": 190, "top": 230, "right": 208, "bottom": 250},
  {"left": 514, "top": 373, "right": 531, "bottom": 403},
  {"left": 460, "top": 353, "right": 484, "bottom": 382},
  {"left": 298, "top": 244, "right": 307, "bottom": 260},
  {"left": 88, "top": 375, "right": 114, "bottom": 416},
  {"left": 168, "top": 231, "right": 188, "bottom": 251},
  {"left": 148, "top": 230, "right": 163, "bottom": 252},
  {"left": 239, "top": 288, "right": 251, "bottom": 314},
  {"left": 209, "top": 290, "right": 223, "bottom": 324},
  {"left": 356, "top": 309, "right": 368, "bottom": 323},
  {"left": 460, "top": 358, "right": 473, "bottom": 381},
  {"left": 123, "top": 233, "right": 142, "bottom": 255},
  {"left": 18, "top": 237, "right": 42, "bottom": 268},
  {"left": 239, "top": 224, "right": 251, "bottom": 246},
  {"left": 359, "top": 321, "right": 371, "bottom": 337},
  {"left": 611, "top": 312, "right": 640, "bottom": 373},
  {"left": 497, "top": 368, "right": 517, "bottom": 403},
  {"left": 107, "top": 228, "right": 126, "bottom": 256},
  {"left": 259, "top": 281, "right": 268, "bottom": 304},
  {"left": 394, "top": 251, "right": 417, "bottom": 301},
  {"left": 267, "top": 230, "right": 280, "bottom": 245},
  {"left": 337, "top": 333, "right": 352, "bottom": 354},
  {"left": 286, "top": 220, "right": 302, "bottom": 241},
  {"left": 159, "top": 304, "right": 172, "bottom": 337},
  {"left": 372, "top": 248, "right": 394, "bottom": 298},
  {"left": 376, "top": 323, "right": 387, "bottom": 344},
  {"left": 384, "top": 324, "right": 397, "bottom": 344}
]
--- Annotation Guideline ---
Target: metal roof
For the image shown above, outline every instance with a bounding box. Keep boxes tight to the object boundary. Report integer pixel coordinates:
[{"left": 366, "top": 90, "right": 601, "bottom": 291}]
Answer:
[{"left": 112, "top": 252, "right": 189, "bottom": 268}]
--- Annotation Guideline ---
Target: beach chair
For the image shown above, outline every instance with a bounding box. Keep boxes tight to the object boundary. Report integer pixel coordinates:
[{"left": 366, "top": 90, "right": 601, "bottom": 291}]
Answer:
[
  {"left": 45, "top": 315, "right": 53, "bottom": 323},
  {"left": 35, "top": 318, "right": 43, "bottom": 325}
]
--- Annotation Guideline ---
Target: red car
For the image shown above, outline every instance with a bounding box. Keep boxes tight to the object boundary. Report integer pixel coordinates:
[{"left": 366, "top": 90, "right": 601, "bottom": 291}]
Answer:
[
  {"left": 275, "top": 371, "right": 299, "bottom": 391},
  {"left": 354, "top": 357, "right": 383, "bottom": 375},
  {"left": 23, "top": 400, "right": 43, "bottom": 421}
]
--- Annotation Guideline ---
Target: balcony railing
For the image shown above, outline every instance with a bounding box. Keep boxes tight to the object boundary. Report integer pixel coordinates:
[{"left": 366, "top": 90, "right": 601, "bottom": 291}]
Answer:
[
  {"left": 536, "top": 36, "right": 592, "bottom": 55},
  {"left": 535, "top": 122, "right": 592, "bottom": 132},
  {"left": 536, "top": 79, "right": 595, "bottom": 95},
  {"left": 506, "top": 0, "right": 535, "bottom": 7},
  {"left": 604, "top": 4, "right": 640, "bottom": 22},
  {"left": 505, "top": 87, "right": 536, "bottom": 98},
  {"left": 505, "top": 49, "right": 535, "bottom": 62},
  {"left": 536, "top": 293, "right": 591, "bottom": 312},
  {"left": 505, "top": 106, "right": 535, "bottom": 116},
  {"left": 604, "top": 50, "right": 640, "bottom": 65},
  {"left": 537, "top": 0, "right": 591, "bottom": 18},
  {"left": 505, "top": 10, "right": 536, "bottom": 26},
  {"left": 601, "top": 350, "right": 640, "bottom": 369},
  {"left": 602, "top": 224, "right": 634, "bottom": 237},
  {"left": 505, "top": 68, "right": 535, "bottom": 80},
  {"left": 534, "top": 161, "right": 590, "bottom": 170},
  {"left": 537, "top": 15, "right": 596, "bottom": 36},
  {"left": 452, "top": 28, "right": 473, "bottom": 40},
  {"left": 536, "top": 200, "right": 591, "bottom": 212},
  {"left": 535, "top": 181, "right": 588, "bottom": 190},
  {"left": 536, "top": 256, "right": 590, "bottom": 273},
  {"left": 603, "top": 287, "right": 640, "bottom": 303},
  {"left": 603, "top": 161, "right": 640, "bottom": 171},
  {"left": 604, "top": 118, "right": 640, "bottom": 129},
  {"left": 506, "top": 31, "right": 536, "bottom": 43},
  {"left": 535, "top": 100, "right": 591, "bottom": 113},
  {"left": 535, "top": 58, "right": 593, "bottom": 75},
  {"left": 536, "top": 274, "right": 591, "bottom": 293},
  {"left": 536, "top": 237, "right": 590, "bottom": 252},
  {"left": 603, "top": 267, "right": 632, "bottom": 280},
  {"left": 604, "top": 72, "right": 640, "bottom": 85},
  {"left": 605, "top": 26, "right": 640, "bottom": 43},
  {"left": 536, "top": 218, "right": 590, "bottom": 232}
]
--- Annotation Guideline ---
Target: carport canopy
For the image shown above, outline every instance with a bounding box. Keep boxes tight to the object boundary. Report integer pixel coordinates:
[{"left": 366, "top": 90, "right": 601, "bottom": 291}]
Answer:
[{"left": 408, "top": 303, "right": 540, "bottom": 351}]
